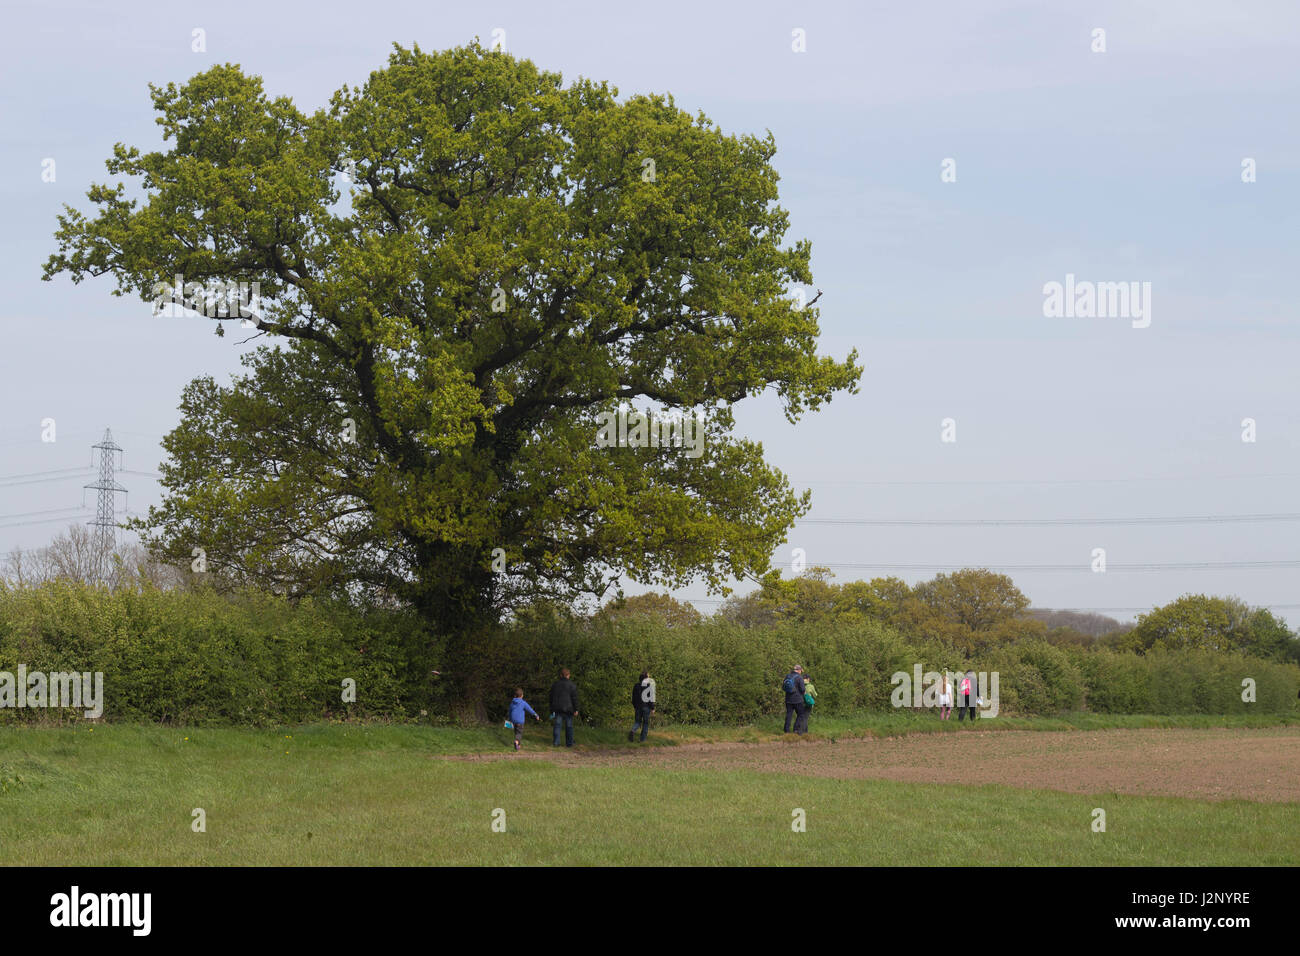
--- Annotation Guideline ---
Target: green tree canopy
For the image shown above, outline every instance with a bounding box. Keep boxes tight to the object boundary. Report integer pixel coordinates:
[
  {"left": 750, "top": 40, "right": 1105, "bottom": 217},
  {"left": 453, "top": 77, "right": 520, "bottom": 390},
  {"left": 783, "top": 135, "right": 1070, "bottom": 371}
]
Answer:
[
  {"left": 591, "top": 591, "right": 703, "bottom": 628},
  {"left": 906, "top": 568, "right": 1034, "bottom": 653},
  {"left": 43, "top": 43, "right": 860, "bottom": 643},
  {"left": 715, "top": 567, "right": 1041, "bottom": 654},
  {"left": 1123, "top": 594, "right": 1297, "bottom": 659}
]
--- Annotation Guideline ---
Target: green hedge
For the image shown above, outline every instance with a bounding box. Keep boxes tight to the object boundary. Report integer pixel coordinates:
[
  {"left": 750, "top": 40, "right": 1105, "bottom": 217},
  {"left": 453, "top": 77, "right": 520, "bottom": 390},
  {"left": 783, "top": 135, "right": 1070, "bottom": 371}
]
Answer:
[
  {"left": 448, "top": 616, "right": 922, "bottom": 726},
  {"left": 0, "top": 581, "right": 439, "bottom": 725},
  {"left": 1, "top": 582, "right": 1296, "bottom": 725}
]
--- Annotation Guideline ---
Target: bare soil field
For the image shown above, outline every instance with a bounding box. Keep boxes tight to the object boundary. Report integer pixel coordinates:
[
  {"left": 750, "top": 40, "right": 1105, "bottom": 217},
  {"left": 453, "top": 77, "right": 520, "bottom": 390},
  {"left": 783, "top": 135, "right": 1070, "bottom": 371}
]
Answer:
[{"left": 454, "top": 727, "right": 1300, "bottom": 802}]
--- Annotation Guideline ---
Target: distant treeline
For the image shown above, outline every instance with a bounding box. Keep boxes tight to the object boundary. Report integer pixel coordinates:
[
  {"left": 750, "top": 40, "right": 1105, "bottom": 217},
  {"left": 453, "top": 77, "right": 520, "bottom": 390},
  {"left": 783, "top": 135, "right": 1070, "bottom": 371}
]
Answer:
[
  {"left": 1, "top": 580, "right": 1296, "bottom": 726},
  {"left": 598, "top": 567, "right": 1298, "bottom": 661},
  {"left": 1024, "top": 608, "right": 1134, "bottom": 638}
]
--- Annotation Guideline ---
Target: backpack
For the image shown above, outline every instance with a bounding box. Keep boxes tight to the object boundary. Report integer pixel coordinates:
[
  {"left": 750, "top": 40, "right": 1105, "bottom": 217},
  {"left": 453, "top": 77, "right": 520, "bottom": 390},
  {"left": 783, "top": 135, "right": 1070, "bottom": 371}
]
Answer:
[{"left": 782, "top": 675, "right": 796, "bottom": 694}]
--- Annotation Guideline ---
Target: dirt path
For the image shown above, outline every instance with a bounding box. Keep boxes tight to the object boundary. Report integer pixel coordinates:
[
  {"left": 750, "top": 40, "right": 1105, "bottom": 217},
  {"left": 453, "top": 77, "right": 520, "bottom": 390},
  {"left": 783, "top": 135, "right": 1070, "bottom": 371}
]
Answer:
[{"left": 448, "top": 727, "right": 1300, "bottom": 802}]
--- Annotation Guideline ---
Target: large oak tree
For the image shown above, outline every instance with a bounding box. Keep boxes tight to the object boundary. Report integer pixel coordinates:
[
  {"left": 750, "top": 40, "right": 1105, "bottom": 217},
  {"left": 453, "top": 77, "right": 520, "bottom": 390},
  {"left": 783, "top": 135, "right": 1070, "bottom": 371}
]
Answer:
[{"left": 44, "top": 43, "right": 860, "bottom": 646}]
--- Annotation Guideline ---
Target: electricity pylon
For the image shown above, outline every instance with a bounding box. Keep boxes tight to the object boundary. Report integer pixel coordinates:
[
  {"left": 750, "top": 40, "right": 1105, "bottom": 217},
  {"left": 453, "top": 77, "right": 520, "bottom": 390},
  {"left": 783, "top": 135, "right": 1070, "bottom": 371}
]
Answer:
[{"left": 84, "top": 428, "right": 126, "bottom": 583}]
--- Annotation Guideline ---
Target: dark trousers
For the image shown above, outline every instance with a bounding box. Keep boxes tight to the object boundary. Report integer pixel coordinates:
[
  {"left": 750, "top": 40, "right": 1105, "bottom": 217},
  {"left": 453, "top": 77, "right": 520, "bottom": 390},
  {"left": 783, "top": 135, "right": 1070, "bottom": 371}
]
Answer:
[
  {"left": 631, "top": 706, "right": 653, "bottom": 741},
  {"left": 784, "top": 701, "right": 807, "bottom": 734},
  {"left": 552, "top": 713, "right": 574, "bottom": 746},
  {"left": 958, "top": 695, "right": 977, "bottom": 721}
]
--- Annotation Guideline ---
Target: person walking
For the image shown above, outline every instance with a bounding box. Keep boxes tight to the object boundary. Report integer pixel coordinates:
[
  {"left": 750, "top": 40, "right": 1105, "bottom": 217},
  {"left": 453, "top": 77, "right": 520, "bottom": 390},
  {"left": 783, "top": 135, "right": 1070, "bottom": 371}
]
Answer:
[
  {"left": 507, "top": 687, "right": 541, "bottom": 751},
  {"left": 549, "top": 667, "right": 580, "bottom": 747},
  {"left": 957, "top": 669, "right": 978, "bottom": 723},
  {"left": 938, "top": 673, "right": 952, "bottom": 720},
  {"left": 628, "top": 670, "right": 656, "bottom": 742},
  {"left": 782, "top": 665, "right": 808, "bottom": 735}
]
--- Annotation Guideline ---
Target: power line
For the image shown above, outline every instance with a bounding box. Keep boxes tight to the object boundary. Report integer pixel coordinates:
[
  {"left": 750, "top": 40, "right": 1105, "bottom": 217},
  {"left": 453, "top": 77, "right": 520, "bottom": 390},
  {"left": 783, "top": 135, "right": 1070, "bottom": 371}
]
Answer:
[
  {"left": 0, "top": 511, "right": 93, "bottom": 530},
  {"left": 790, "top": 473, "right": 1300, "bottom": 487},
  {"left": 0, "top": 506, "right": 91, "bottom": 523},
  {"left": 685, "top": 596, "right": 1300, "bottom": 612},
  {"left": 0, "top": 467, "right": 92, "bottom": 487},
  {"left": 809, "top": 560, "right": 1300, "bottom": 573},
  {"left": 798, "top": 512, "right": 1300, "bottom": 527},
  {"left": 0, "top": 508, "right": 145, "bottom": 531},
  {"left": 0, "top": 475, "right": 94, "bottom": 489},
  {"left": 0, "top": 468, "right": 160, "bottom": 486},
  {"left": 1040, "top": 604, "right": 1300, "bottom": 612}
]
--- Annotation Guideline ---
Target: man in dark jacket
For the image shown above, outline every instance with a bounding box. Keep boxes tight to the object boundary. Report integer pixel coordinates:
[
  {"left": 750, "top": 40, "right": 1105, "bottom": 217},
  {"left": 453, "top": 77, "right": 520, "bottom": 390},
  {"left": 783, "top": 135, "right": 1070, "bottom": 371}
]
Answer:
[
  {"left": 628, "top": 671, "right": 656, "bottom": 742},
  {"left": 549, "top": 667, "right": 580, "bottom": 747},
  {"left": 782, "top": 665, "right": 807, "bottom": 735}
]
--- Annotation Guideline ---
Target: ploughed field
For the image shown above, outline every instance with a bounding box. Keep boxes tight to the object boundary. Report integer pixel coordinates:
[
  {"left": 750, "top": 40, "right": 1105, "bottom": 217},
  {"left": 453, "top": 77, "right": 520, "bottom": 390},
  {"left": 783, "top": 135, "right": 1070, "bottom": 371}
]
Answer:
[{"left": 461, "top": 727, "right": 1300, "bottom": 803}]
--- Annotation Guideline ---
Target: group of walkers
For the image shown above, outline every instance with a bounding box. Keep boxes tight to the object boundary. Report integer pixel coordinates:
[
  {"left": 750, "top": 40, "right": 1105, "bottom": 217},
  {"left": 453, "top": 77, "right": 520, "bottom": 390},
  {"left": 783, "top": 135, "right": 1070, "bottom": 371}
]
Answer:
[
  {"left": 937, "top": 670, "right": 982, "bottom": 721},
  {"left": 505, "top": 662, "right": 975, "bottom": 750},
  {"left": 780, "top": 664, "right": 818, "bottom": 735},
  {"left": 505, "top": 667, "right": 658, "bottom": 750}
]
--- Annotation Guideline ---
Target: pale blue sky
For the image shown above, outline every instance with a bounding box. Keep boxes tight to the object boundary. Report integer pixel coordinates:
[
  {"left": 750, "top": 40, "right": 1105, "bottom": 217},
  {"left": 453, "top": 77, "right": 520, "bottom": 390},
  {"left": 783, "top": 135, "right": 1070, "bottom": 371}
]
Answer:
[{"left": 2, "top": 0, "right": 1297, "bottom": 621}]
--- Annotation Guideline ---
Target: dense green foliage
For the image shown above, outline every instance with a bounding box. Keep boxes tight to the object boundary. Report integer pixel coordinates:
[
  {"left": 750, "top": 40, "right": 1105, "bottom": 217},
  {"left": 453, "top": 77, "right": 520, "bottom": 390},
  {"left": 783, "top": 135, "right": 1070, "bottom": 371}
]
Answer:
[
  {"left": 2, "top": 582, "right": 1295, "bottom": 725},
  {"left": 44, "top": 44, "right": 860, "bottom": 639},
  {"left": 1120, "top": 593, "right": 1297, "bottom": 660},
  {"left": 0, "top": 581, "right": 438, "bottom": 725}
]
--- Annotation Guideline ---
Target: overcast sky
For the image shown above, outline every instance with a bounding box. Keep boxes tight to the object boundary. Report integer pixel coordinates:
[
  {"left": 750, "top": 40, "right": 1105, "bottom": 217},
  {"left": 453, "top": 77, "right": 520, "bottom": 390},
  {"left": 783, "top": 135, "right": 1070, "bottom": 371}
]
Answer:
[{"left": 1, "top": 0, "right": 1297, "bottom": 621}]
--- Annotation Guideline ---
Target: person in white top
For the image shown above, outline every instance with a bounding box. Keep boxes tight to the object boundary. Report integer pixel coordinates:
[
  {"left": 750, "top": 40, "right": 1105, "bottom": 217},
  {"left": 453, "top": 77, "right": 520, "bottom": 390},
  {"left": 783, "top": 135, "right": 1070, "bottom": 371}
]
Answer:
[{"left": 938, "top": 673, "right": 952, "bottom": 720}]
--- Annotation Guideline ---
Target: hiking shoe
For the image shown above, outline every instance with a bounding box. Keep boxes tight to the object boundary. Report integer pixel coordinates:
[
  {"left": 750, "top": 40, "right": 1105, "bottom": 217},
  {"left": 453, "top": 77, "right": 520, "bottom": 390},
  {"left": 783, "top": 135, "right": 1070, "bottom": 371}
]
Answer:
[{"left": 627, "top": 731, "right": 635, "bottom": 741}]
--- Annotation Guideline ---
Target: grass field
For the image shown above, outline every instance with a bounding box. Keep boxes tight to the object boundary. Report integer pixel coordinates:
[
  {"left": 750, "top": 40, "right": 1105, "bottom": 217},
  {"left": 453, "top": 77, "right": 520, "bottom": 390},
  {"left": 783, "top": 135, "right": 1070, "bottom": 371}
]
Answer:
[{"left": 2, "top": 714, "right": 1297, "bottom": 866}]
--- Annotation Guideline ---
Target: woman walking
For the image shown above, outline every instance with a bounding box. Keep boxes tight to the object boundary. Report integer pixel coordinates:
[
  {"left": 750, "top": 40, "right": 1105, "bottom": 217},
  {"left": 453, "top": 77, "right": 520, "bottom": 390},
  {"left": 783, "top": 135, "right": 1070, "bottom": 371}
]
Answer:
[{"left": 958, "top": 669, "right": 978, "bottom": 722}]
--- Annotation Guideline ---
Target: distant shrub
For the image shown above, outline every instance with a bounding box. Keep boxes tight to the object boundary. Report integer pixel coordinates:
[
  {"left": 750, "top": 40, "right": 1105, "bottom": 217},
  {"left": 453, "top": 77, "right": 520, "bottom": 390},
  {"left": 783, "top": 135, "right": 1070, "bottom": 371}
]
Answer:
[{"left": 1074, "top": 648, "right": 1153, "bottom": 713}]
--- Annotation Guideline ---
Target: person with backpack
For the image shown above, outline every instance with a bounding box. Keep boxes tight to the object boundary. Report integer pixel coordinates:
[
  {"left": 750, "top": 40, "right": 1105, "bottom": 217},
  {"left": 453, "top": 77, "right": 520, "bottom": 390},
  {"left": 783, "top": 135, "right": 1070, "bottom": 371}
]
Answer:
[
  {"left": 628, "top": 670, "right": 656, "bottom": 742},
  {"left": 506, "top": 687, "right": 541, "bottom": 751},
  {"left": 782, "top": 665, "right": 808, "bottom": 735},
  {"left": 957, "top": 669, "right": 979, "bottom": 722},
  {"left": 549, "top": 667, "right": 580, "bottom": 747}
]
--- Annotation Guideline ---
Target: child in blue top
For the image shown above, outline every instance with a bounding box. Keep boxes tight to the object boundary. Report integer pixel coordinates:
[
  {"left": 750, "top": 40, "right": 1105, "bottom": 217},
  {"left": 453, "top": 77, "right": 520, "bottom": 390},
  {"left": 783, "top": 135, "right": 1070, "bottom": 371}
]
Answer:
[{"left": 508, "top": 688, "right": 540, "bottom": 750}]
